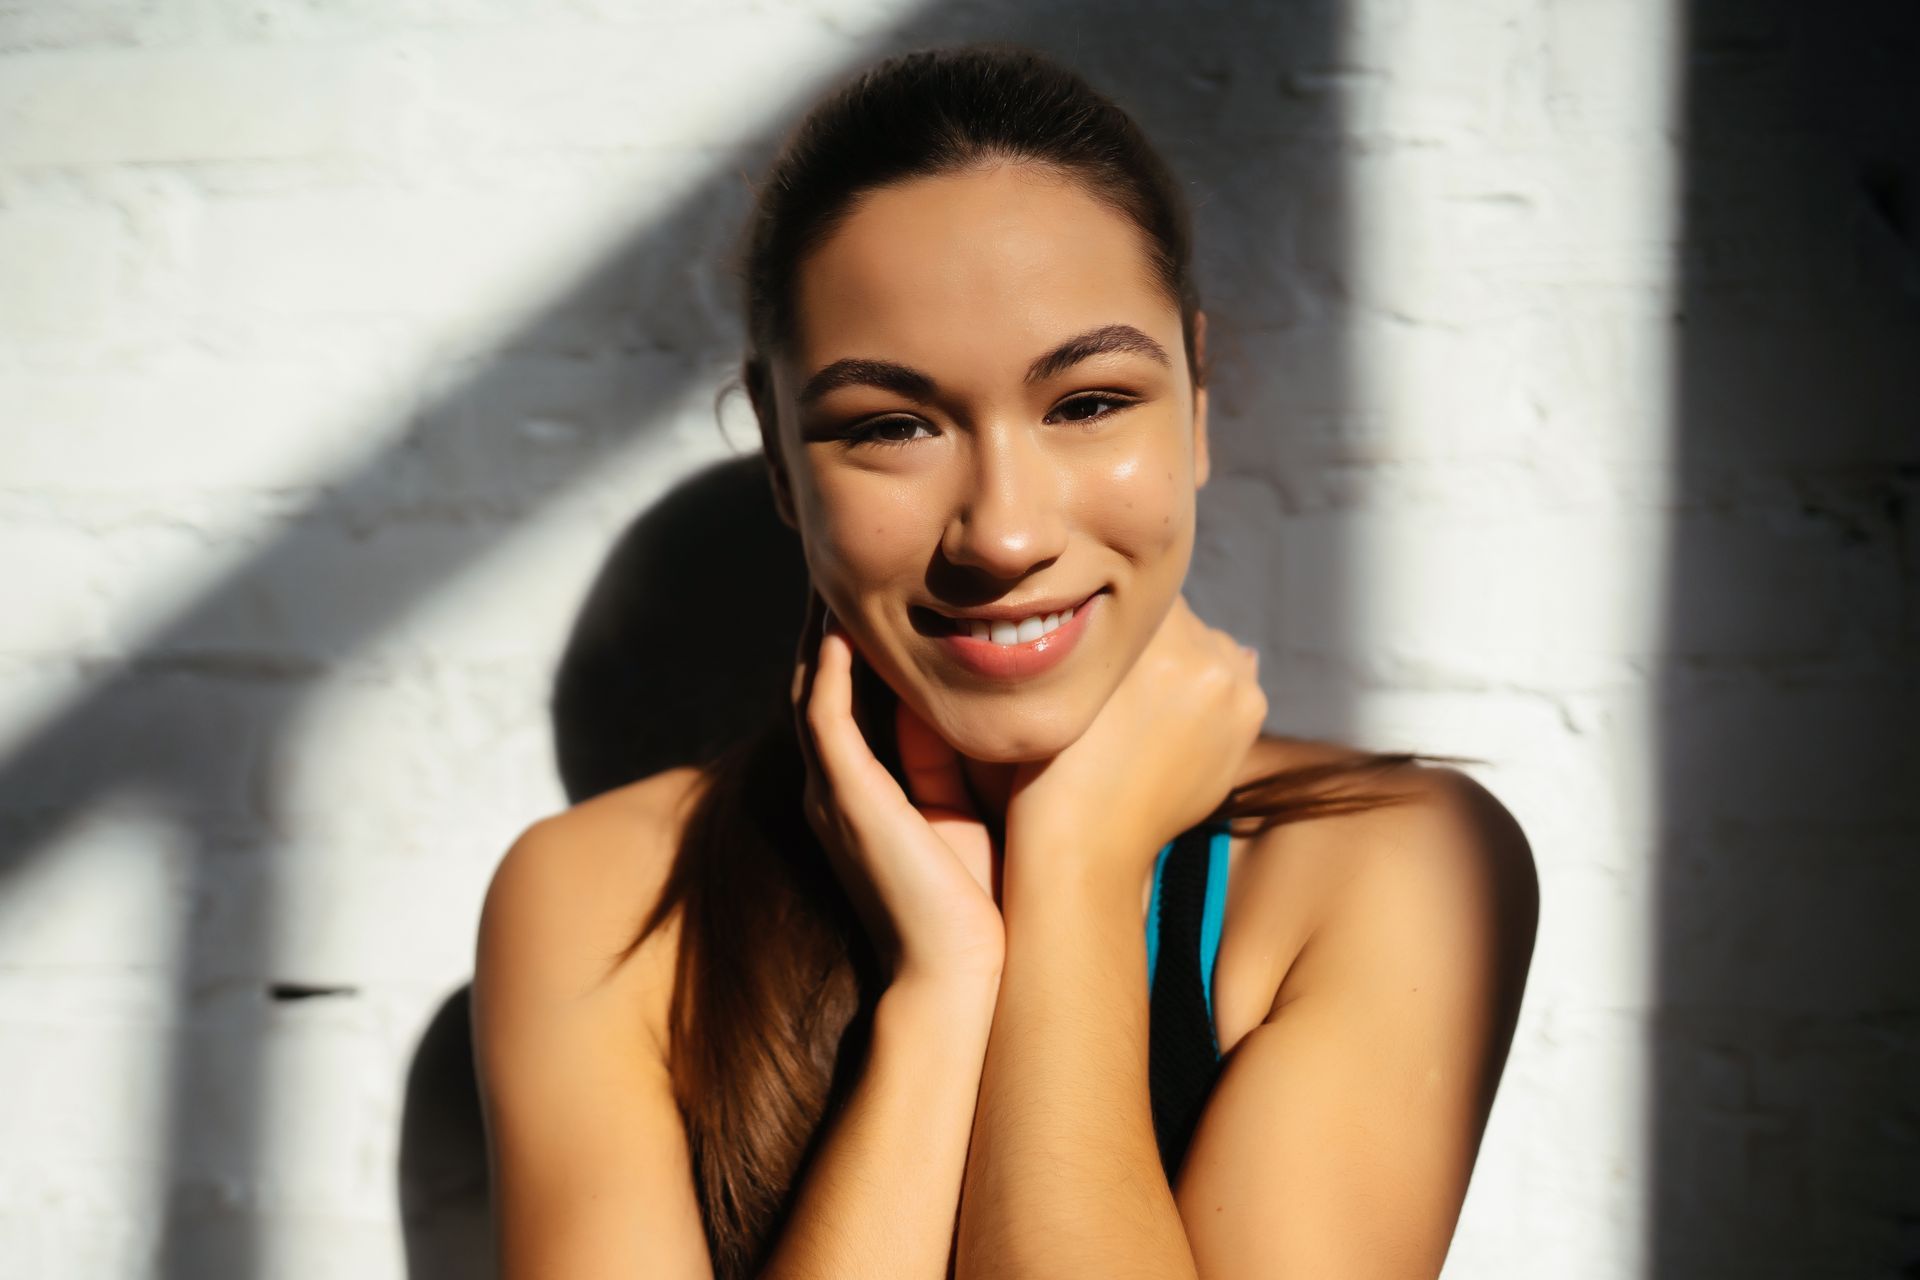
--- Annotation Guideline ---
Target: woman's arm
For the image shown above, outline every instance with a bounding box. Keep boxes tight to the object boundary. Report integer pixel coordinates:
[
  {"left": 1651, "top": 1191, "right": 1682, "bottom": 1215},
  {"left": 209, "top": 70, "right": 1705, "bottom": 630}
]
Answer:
[
  {"left": 953, "top": 766, "right": 1538, "bottom": 1280},
  {"left": 475, "top": 800, "right": 714, "bottom": 1279},
  {"left": 953, "top": 845, "right": 1192, "bottom": 1280},
  {"left": 761, "top": 972, "right": 999, "bottom": 1279},
  {"left": 475, "top": 788, "right": 1001, "bottom": 1280},
  {"left": 1171, "top": 769, "right": 1537, "bottom": 1278},
  {"left": 954, "top": 597, "right": 1263, "bottom": 1278}
]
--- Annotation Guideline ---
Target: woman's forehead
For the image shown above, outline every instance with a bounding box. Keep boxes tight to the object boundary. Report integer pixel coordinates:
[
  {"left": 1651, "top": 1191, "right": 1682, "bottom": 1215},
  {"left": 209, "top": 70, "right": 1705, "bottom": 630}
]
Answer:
[{"left": 783, "top": 165, "right": 1175, "bottom": 382}]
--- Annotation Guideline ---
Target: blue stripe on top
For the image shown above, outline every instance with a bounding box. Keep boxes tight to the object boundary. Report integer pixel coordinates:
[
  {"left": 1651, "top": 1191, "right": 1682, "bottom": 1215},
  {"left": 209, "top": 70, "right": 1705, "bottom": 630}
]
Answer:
[
  {"left": 1197, "top": 826, "right": 1230, "bottom": 1029},
  {"left": 1144, "top": 826, "right": 1232, "bottom": 1053},
  {"left": 1144, "top": 837, "right": 1172, "bottom": 983}
]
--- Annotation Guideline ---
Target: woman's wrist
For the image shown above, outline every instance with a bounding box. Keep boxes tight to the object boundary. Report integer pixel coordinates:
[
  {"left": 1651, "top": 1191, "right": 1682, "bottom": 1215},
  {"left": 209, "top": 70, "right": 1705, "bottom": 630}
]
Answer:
[
  {"left": 1006, "top": 812, "right": 1153, "bottom": 878},
  {"left": 1002, "top": 827, "right": 1155, "bottom": 926},
  {"left": 885, "top": 961, "right": 1003, "bottom": 1018}
]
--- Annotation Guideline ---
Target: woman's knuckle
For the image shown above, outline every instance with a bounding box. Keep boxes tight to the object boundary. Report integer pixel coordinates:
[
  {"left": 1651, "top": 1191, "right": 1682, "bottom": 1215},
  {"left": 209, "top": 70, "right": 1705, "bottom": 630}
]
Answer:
[{"left": 804, "top": 697, "right": 833, "bottom": 735}]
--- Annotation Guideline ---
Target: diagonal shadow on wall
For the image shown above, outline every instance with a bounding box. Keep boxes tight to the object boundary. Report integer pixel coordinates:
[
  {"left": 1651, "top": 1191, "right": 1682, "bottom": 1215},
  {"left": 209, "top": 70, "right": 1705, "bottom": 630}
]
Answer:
[
  {"left": 0, "top": 3, "right": 1364, "bottom": 1276},
  {"left": 1651, "top": 2, "right": 1920, "bottom": 1275}
]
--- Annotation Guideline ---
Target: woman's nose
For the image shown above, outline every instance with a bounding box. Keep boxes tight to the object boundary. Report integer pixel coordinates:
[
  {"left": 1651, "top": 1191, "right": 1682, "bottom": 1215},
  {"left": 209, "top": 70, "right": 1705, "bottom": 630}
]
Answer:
[{"left": 938, "top": 428, "right": 1069, "bottom": 579}]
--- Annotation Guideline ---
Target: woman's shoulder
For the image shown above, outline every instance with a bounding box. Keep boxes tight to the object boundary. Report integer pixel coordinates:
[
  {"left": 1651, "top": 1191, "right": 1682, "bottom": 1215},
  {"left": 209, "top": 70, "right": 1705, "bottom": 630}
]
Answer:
[
  {"left": 1232, "top": 733, "right": 1538, "bottom": 1021},
  {"left": 471, "top": 768, "right": 718, "bottom": 1272},
  {"left": 475, "top": 764, "right": 710, "bottom": 1062}
]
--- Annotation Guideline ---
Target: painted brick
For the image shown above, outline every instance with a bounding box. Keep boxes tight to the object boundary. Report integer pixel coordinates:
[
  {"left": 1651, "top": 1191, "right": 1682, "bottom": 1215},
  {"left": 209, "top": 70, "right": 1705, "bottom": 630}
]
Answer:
[{"left": 0, "top": 0, "right": 1909, "bottom": 1275}]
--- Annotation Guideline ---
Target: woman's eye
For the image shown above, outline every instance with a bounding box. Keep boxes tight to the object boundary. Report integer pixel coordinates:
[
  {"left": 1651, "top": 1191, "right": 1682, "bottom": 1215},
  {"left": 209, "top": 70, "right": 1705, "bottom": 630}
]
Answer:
[
  {"left": 1047, "top": 393, "right": 1135, "bottom": 425},
  {"left": 843, "top": 394, "right": 1135, "bottom": 446},
  {"left": 847, "top": 417, "right": 935, "bottom": 447}
]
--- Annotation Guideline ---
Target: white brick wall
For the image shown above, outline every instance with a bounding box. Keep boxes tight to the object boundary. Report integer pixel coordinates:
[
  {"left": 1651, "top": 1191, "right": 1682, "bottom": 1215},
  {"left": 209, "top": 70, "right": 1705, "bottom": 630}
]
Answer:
[{"left": 2, "top": 2, "right": 1912, "bottom": 1276}]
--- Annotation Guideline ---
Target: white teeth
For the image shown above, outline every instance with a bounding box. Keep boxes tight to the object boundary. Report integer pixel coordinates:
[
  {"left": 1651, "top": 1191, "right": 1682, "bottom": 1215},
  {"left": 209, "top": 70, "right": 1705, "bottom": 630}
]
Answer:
[{"left": 955, "top": 607, "right": 1079, "bottom": 646}]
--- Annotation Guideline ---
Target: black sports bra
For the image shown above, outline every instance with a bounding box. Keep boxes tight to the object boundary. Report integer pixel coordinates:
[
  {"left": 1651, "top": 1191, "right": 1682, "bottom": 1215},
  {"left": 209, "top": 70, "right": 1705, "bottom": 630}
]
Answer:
[{"left": 1144, "top": 821, "right": 1232, "bottom": 1182}]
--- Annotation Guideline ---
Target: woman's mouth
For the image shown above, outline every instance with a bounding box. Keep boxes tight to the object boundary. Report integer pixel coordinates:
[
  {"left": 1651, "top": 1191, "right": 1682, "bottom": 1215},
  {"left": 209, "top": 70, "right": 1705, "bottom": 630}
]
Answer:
[{"left": 913, "top": 590, "right": 1104, "bottom": 681}]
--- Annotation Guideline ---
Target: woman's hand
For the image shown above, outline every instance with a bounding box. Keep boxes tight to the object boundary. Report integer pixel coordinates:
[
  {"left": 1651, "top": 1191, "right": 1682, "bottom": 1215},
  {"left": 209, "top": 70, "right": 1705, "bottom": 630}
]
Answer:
[
  {"left": 1003, "top": 594, "right": 1267, "bottom": 892},
  {"left": 792, "top": 589, "right": 1005, "bottom": 989}
]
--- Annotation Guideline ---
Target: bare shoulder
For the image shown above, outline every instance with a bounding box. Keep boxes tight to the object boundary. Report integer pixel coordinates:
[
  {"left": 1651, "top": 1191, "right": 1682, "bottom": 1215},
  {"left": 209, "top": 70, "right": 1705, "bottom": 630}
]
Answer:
[
  {"left": 1253, "top": 739, "right": 1540, "bottom": 1021},
  {"left": 475, "top": 765, "right": 708, "bottom": 1060},
  {"left": 471, "top": 765, "right": 717, "bottom": 1277},
  {"left": 1177, "top": 742, "right": 1541, "bottom": 1272},
  {"left": 1339, "top": 761, "right": 1538, "bottom": 949},
  {"left": 1236, "top": 733, "right": 1536, "bottom": 896}
]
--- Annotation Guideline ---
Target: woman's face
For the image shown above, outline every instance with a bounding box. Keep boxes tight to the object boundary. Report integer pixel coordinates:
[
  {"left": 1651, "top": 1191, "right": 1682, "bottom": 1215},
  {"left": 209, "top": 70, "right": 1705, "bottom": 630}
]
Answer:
[{"left": 762, "top": 161, "right": 1210, "bottom": 762}]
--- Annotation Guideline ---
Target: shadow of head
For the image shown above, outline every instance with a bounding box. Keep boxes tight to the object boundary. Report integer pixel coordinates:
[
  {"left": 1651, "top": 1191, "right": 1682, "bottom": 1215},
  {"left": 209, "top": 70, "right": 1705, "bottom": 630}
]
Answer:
[{"left": 553, "top": 454, "right": 808, "bottom": 803}]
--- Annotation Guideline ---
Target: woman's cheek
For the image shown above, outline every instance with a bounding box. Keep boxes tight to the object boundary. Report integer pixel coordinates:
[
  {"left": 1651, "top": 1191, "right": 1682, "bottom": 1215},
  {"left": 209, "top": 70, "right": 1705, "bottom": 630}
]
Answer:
[
  {"left": 806, "top": 477, "right": 927, "bottom": 596},
  {"left": 1085, "top": 442, "right": 1193, "bottom": 558}
]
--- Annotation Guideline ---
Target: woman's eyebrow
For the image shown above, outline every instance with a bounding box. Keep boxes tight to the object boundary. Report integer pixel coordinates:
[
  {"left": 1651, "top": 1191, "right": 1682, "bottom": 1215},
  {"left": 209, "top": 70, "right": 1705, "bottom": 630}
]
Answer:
[
  {"left": 796, "top": 323, "right": 1171, "bottom": 409},
  {"left": 1023, "top": 323, "right": 1170, "bottom": 386},
  {"left": 797, "top": 358, "right": 936, "bottom": 409}
]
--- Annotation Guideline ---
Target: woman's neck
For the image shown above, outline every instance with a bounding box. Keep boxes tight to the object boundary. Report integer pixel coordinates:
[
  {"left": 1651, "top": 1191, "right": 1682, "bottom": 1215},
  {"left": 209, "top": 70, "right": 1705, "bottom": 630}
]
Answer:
[{"left": 960, "top": 755, "right": 1019, "bottom": 827}]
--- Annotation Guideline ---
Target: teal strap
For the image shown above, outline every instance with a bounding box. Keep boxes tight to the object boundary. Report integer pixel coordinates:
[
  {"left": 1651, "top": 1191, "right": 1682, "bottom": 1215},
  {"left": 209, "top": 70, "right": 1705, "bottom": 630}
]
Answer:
[
  {"left": 1198, "top": 826, "right": 1230, "bottom": 1038},
  {"left": 1143, "top": 826, "right": 1232, "bottom": 1039},
  {"left": 1143, "top": 837, "right": 1174, "bottom": 987}
]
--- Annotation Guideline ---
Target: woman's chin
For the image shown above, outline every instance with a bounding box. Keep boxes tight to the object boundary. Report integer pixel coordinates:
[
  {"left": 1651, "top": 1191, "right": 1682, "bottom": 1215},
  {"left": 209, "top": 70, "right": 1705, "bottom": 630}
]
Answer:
[{"left": 931, "top": 703, "right": 1090, "bottom": 765}]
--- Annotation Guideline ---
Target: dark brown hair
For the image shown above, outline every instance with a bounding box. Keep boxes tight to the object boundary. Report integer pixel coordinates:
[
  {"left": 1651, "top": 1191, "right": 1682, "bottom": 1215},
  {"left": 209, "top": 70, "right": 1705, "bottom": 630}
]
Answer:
[{"left": 625, "top": 43, "right": 1457, "bottom": 1277}]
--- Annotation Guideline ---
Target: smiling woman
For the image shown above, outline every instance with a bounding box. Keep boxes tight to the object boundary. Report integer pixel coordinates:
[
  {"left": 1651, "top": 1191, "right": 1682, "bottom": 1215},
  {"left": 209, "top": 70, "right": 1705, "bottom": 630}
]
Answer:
[
  {"left": 471, "top": 42, "right": 1538, "bottom": 1280},
  {"left": 762, "top": 160, "right": 1211, "bottom": 760}
]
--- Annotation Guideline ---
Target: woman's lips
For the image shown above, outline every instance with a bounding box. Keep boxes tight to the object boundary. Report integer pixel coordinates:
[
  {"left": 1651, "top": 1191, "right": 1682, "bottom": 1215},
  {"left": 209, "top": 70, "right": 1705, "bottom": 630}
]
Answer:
[{"left": 928, "top": 591, "right": 1101, "bottom": 681}]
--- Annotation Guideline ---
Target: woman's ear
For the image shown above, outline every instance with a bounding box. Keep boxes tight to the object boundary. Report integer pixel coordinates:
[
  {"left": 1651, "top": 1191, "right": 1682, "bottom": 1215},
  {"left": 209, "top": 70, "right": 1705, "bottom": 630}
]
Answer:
[
  {"left": 1191, "top": 310, "right": 1211, "bottom": 490},
  {"left": 761, "top": 445, "right": 798, "bottom": 531},
  {"left": 747, "top": 358, "right": 800, "bottom": 530},
  {"left": 764, "top": 457, "right": 799, "bottom": 531}
]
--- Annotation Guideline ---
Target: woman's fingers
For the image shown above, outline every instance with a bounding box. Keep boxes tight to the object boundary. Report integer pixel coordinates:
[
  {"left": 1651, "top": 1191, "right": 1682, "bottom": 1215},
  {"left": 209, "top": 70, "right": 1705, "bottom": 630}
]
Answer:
[
  {"left": 1187, "top": 624, "right": 1267, "bottom": 747},
  {"left": 1224, "top": 633, "right": 1269, "bottom": 734},
  {"left": 807, "top": 619, "right": 905, "bottom": 807},
  {"left": 805, "top": 619, "right": 858, "bottom": 767},
  {"left": 1197, "top": 618, "right": 1259, "bottom": 678}
]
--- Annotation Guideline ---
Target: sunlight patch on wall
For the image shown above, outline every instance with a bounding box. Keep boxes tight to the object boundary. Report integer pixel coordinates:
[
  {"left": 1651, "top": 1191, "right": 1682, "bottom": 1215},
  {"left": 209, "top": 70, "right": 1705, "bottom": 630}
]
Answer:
[{"left": 1338, "top": 2, "right": 1687, "bottom": 1276}]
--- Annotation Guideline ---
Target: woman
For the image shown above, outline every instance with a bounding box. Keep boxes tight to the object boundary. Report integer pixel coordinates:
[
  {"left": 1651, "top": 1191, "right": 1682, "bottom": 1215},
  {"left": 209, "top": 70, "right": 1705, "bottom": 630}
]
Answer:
[{"left": 472, "top": 43, "right": 1538, "bottom": 1280}]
